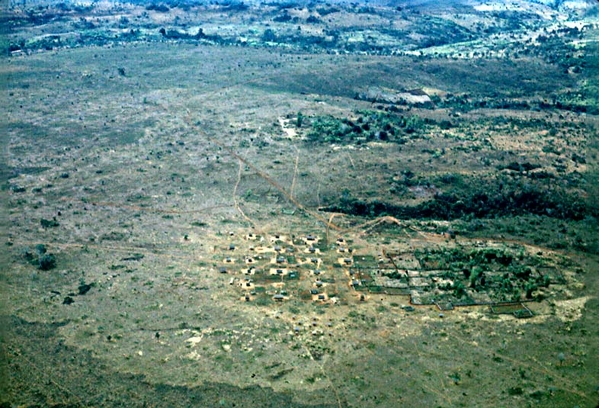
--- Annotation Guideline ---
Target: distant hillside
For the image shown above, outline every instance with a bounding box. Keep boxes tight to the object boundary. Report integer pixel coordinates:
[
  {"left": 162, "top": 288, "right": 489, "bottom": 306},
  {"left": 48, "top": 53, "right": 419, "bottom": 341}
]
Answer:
[
  {"left": 385, "top": 0, "right": 597, "bottom": 9},
  {"left": 3, "top": 0, "right": 596, "bottom": 13}
]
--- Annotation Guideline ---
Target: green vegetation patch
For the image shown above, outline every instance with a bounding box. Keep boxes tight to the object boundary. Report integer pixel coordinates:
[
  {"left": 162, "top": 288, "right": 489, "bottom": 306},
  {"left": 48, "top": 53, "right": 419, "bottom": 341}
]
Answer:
[
  {"left": 304, "top": 111, "right": 434, "bottom": 145},
  {"left": 413, "top": 245, "right": 554, "bottom": 302},
  {"left": 324, "top": 172, "right": 589, "bottom": 221}
]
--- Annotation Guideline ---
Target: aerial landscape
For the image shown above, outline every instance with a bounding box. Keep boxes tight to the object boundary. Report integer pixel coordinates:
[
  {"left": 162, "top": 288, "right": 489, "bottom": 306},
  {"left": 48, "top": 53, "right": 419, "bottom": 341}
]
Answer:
[{"left": 1, "top": 0, "right": 598, "bottom": 406}]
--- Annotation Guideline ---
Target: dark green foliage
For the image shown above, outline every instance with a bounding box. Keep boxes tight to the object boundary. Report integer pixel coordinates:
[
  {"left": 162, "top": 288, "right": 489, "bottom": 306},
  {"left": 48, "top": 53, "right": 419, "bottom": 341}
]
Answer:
[
  {"left": 221, "top": 2, "right": 249, "bottom": 12},
  {"left": 296, "top": 112, "right": 304, "bottom": 128},
  {"left": 38, "top": 253, "right": 57, "bottom": 271},
  {"left": 382, "top": 270, "right": 404, "bottom": 280},
  {"left": 507, "top": 387, "right": 524, "bottom": 396},
  {"left": 511, "top": 265, "right": 532, "bottom": 280},
  {"left": 402, "top": 244, "right": 557, "bottom": 303},
  {"left": 305, "top": 111, "right": 428, "bottom": 144},
  {"left": 324, "top": 175, "right": 588, "bottom": 221},
  {"left": 306, "top": 116, "right": 352, "bottom": 144},
  {"left": 40, "top": 218, "right": 59, "bottom": 228},
  {"left": 22, "top": 248, "right": 36, "bottom": 263},
  {"left": 146, "top": 3, "right": 169, "bottom": 12},
  {"left": 412, "top": 17, "right": 473, "bottom": 48},
  {"left": 525, "top": 282, "right": 537, "bottom": 299},
  {"left": 273, "top": 13, "right": 293, "bottom": 23},
  {"left": 22, "top": 244, "right": 56, "bottom": 270},
  {"left": 415, "top": 247, "right": 518, "bottom": 272},
  {"left": 78, "top": 283, "right": 92, "bottom": 295},
  {"left": 501, "top": 162, "right": 540, "bottom": 172},
  {"left": 262, "top": 29, "right": 277, "bottom": 43},
  {"left": 121, "top": 253, "right": 144, "bottom": 261},
  {"left": 316, "top": 7, "right": 339, "bottom": 16},
  {"left": 452, "top": 281, "right": 466, "bottom": 298}
]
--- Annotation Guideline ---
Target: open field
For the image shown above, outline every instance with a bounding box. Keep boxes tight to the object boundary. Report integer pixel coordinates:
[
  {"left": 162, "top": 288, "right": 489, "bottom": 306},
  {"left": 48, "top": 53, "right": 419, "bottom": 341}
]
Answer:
[{"left": 1, "top": 1, "right": 599, "bottom": 407}]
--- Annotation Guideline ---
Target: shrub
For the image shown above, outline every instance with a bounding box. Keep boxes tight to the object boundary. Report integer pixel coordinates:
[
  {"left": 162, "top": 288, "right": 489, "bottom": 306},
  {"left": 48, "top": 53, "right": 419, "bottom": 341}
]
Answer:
[
  {"left": 38, "top": 253, "right": 57, "bottom": 270},
  {"left": 41, "top": 218, "right": 59, "bottom": 228}
]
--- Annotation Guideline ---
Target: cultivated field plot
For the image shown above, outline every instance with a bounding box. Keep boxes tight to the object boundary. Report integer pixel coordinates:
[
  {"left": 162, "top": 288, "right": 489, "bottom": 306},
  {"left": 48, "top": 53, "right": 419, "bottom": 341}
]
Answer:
[{"left": 349, "top": 240, "right": 578, "bottom": 308}]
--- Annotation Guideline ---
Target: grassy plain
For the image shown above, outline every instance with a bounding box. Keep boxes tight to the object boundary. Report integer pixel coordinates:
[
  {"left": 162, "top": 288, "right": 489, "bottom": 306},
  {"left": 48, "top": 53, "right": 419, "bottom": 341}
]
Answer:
[{"left": 1, "top": 1, "right": 599, "bottom": 407}]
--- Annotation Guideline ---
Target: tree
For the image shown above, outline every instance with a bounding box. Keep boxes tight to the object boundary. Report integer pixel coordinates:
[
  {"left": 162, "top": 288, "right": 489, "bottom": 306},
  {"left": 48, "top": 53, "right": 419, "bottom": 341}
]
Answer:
[
  {"left": 453, "top": 281, "right": 466, "bottom": 298},
  {"left": 262, "top": 29, "right": 277, "bottom": 43},
  {"left": 38, "top": 253, "right": 57, "bottom": 271},
  {"left": 296, "top": 111, "right": 304, "bottom": 128},
  {"left": 525, "top": 282, "right": 537, "bottom": 299}
]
